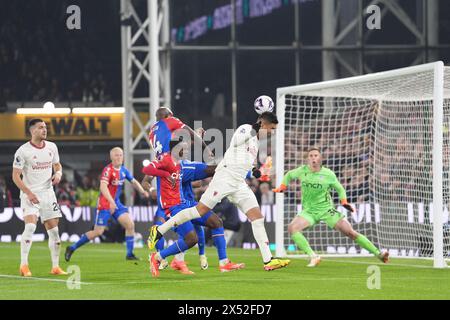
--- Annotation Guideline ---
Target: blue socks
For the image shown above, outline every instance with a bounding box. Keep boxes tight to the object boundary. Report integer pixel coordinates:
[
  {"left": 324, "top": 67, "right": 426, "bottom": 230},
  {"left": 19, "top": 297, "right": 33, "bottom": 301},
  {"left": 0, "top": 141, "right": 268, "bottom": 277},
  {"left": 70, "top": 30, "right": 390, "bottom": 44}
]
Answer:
[
  {"left": 125, "top": 236, "right": 134, "bottom": 257},
  {"left": 160, "top": 239, "right": 189, "bottom": 259},
  {"left": 212, "top": 227, "right": 227, "bottom": 260},
  {"left": 194, "top": 225, "right": 205, "bottom": 256},
  {"left": 70, "top": 233, "right": 90, "bottom": 251}
]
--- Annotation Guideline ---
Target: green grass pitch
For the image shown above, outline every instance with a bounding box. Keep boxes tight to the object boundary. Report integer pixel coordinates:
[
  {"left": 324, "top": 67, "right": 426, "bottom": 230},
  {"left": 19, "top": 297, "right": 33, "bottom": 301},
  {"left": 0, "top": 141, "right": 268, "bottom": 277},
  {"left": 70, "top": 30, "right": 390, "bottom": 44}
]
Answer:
[{"left": 0, "top": 242, "right": 449, "bottom": 300}]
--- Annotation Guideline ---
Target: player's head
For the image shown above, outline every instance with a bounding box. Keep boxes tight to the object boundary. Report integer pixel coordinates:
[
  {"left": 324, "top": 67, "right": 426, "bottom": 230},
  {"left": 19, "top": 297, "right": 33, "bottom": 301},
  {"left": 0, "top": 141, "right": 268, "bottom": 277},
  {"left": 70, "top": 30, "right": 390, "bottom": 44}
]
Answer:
[
  {"left": 307, "top": 147, "right": 322, "bottom": 167},
  {"left": 110, "top": 147, "right": 124, "bottom": 167},
  {"left": 28, "top": 118, "right": 47, "bottom": 141},
  {"left": 257, "top": 112, "right": 278, "bottom": 138},
  {"left": 155, "top": 107, "right": 173, "bottom": 121}
]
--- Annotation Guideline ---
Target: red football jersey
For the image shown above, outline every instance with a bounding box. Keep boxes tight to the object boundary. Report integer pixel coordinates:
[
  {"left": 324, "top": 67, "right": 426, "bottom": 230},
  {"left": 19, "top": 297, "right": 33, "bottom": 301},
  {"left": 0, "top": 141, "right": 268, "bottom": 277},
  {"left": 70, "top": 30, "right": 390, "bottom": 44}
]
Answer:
[
  {"left": 142, "top": 153, "right": 182, "bottom": 210},
  {"left": 97, "top": 163, "right": 133, "bottom": 210}
]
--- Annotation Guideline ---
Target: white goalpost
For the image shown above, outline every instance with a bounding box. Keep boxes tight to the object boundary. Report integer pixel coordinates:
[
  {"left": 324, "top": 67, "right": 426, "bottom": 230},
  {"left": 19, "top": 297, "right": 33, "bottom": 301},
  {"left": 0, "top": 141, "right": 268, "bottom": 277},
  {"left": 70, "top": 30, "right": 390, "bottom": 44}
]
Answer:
[{"left": 275, "top": 61, "right": 450, "bottom": 268}]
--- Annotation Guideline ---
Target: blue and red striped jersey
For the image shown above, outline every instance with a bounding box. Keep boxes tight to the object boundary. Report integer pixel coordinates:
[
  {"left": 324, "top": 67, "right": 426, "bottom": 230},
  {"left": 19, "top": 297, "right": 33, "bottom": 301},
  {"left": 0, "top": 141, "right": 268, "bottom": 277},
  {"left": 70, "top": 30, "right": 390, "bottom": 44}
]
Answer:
[{"left": 149, "top": 117, "right": 186, "bottom": 157}]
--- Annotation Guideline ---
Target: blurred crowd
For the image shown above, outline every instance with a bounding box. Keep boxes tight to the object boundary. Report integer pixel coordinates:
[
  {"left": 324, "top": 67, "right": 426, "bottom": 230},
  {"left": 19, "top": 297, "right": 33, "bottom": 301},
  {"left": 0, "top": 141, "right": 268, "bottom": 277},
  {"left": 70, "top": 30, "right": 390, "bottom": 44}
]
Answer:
[
  {"left": 0, "top": 175, "right": 13, "bottom": 209},
  {"left": 283, "top": 100, "right": 450, "bottom": 205},
  {"left": 55, "top": 175, "right": 100, "bottom": 208},
  {"left": 0, "top": 1, "right": 118, "bottom": 106}
]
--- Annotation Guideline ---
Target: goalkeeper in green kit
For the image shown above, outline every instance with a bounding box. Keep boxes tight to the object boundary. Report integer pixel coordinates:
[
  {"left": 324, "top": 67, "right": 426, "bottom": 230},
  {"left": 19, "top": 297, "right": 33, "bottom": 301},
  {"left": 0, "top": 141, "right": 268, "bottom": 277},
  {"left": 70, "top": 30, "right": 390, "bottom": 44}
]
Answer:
[{"left": 273, "top": 148, "right": 389, "bottom": 267}]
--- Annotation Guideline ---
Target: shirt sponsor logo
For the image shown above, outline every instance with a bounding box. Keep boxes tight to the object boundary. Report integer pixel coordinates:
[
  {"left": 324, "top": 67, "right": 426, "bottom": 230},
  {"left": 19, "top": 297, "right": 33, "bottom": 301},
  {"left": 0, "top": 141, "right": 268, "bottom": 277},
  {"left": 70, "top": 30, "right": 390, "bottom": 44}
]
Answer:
[
  {"left": 171, "top": 172, "right": 183, "bottom": 180},
  {"left": 302, "top": 182, "right": 323, "bottom": 189},
  {"left": 31, "top": 161, "right": 52, "bottom": 170}
]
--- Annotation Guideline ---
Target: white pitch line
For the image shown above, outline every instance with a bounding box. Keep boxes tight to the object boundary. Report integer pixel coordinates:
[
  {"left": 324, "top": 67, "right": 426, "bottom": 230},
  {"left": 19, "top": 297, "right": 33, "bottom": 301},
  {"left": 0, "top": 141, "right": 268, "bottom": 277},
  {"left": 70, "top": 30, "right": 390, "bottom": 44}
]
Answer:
[
  {"left": 0, "top": 274, "right": 93, "bottom": 285},
  {"left": 319, "top": 258, "right": 444, "bottom": 269}
]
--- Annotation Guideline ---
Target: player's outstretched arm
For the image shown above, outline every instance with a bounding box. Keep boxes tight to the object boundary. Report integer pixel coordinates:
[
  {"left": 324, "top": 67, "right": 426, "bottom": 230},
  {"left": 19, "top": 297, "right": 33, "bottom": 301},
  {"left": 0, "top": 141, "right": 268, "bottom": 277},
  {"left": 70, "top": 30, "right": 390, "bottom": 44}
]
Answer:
[
  {"left": 131, "top": 179, "right": 149, "bottom": 198},
  {"left": 272, "top": 167, "right": 303, "bottom": 192},
  {"left": 331, "top": 174, "right": 354, "bottom": 213},
  {"left": 141, "top": 175, "right": 154, "bottom": 192}
]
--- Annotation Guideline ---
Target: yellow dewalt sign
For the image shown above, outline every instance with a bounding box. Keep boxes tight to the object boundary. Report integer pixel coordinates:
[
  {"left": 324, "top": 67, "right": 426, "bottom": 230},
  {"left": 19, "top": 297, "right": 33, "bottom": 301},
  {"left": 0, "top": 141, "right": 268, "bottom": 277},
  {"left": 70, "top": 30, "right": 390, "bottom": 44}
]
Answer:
[{"left": 0, "top": 113, "right": 150, "bottom": 141}]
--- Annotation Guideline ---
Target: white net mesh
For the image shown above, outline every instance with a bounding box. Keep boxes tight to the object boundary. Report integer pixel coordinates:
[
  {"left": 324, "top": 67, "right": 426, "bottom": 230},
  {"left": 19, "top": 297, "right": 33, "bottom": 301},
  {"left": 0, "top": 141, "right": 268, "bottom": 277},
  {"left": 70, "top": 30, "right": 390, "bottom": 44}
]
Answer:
[{"left": 279, "top": 65, "right": 450, "bottom": 259}]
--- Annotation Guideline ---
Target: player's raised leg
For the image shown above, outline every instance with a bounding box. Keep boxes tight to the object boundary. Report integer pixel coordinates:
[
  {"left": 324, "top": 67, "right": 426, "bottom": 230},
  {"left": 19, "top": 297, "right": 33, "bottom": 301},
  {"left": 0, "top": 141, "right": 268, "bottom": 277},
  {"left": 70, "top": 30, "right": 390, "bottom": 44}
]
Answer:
[
  {"left": 288, "top": 215, "right": 321, "bottom": 267},
  {"left": 148, "top": 202, "right": 210, "bottom": 249},
  {"left": 148, "top": 167, "right": 241, "bottom": 249},
  {"left": 334, "top": 218, "right": 389, "bottom": 263}
]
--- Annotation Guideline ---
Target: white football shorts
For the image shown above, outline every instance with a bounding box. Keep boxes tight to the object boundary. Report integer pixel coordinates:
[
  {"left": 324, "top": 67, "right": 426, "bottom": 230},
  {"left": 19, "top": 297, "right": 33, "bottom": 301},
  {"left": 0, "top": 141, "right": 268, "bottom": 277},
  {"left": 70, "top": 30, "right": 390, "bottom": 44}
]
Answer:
[
  {"left": 200, "top": 168, "right": 259, "bottom": 214},
  {"left": 20, "top": 189, "right": 62, "bottom": 223}
]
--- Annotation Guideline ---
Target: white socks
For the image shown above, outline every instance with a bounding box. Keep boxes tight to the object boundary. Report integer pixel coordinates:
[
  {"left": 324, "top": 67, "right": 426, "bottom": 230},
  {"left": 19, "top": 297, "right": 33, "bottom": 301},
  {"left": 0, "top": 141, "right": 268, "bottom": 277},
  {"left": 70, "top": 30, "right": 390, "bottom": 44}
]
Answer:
[
  {"left": 21, "top": 223, "right": 36, "bottom": 266},
  {"left": 251, "top": 218, "right": 272, "bottom": 264},
  {"left": 20, "top": 224, "right": 61, "bottom": 268},
  {"left": 159, "top": 207, "right": 202, "bottom": 234},
  {"left": 47, "top": 227, "right": 61, "bottom": 268}
]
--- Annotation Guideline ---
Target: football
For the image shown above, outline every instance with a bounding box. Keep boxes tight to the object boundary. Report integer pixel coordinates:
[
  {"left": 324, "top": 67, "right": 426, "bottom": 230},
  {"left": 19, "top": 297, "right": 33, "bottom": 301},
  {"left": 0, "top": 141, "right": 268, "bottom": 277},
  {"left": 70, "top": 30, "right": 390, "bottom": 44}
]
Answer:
[{"left": 254, "top": 95, "right": 274, "bottom": 114}]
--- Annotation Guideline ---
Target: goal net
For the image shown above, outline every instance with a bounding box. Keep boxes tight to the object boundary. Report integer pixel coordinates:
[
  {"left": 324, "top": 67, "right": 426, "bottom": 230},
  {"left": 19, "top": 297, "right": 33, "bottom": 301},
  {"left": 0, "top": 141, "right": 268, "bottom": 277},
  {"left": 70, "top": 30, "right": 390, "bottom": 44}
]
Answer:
[{"left": 275, "top": 62, "right": 450, "bottom": 268}]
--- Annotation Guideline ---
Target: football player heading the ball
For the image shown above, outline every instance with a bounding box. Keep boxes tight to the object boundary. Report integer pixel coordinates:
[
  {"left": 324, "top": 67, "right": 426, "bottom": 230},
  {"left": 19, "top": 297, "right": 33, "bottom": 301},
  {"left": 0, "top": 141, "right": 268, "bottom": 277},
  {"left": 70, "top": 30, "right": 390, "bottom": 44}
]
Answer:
[{"left": 148, "top": 107, "right": 291, "bottom": 271}]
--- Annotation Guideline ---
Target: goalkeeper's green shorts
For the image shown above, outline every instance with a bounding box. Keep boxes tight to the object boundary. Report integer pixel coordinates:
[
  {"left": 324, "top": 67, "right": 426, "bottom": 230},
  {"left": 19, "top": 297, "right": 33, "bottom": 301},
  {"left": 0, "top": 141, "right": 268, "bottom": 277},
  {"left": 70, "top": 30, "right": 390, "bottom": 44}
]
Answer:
[{"left": 297, "top": 208, "right": 345, "bottom": 229}]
